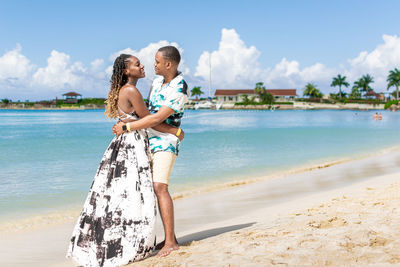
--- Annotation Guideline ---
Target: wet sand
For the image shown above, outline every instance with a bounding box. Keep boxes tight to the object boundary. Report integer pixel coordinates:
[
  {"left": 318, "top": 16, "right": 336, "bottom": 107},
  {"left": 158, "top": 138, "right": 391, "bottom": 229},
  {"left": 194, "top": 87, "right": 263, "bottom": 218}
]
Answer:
[{"left": 0, "top": 148, "right": 399, "bottom": 266}]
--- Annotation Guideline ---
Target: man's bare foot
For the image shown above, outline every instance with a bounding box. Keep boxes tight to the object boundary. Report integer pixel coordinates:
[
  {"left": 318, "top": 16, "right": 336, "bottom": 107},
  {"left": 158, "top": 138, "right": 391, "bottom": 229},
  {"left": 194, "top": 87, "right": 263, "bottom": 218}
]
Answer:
[
  {"left": 155, "top": 236, "right": 178, "bottom": 250},
  {"left": 157, "top": 244, "right": 179, "bottom": 257}
]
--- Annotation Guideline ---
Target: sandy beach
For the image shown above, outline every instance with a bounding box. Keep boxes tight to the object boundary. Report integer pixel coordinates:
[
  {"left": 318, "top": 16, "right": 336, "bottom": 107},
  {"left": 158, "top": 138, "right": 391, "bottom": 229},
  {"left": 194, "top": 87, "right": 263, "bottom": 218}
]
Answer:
[
  {"left": 1, "top": 148, "right": 399, "bottom": 267},
  {"left": 136, "top": 173, "right": 400, "bottom": 267}
]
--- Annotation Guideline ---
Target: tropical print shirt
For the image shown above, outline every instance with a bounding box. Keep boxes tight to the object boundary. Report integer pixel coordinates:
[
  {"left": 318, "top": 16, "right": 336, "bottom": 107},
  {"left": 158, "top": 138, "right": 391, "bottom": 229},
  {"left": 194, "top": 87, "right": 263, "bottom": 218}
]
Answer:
[{"left": 147, "top": 72, "right": 188, "bottom": 155}]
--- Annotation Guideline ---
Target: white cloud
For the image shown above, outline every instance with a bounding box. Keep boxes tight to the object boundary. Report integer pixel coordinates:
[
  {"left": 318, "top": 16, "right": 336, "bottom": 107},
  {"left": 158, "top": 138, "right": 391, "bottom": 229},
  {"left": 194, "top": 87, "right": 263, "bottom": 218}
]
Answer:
[
  {"left": 262, "top": 34, "right": 400, "bottom": 93},
  {"left": 0, "top": 42, "right": 191, "bottom": 100},
  {"left": 195, "top": 28, "right": 264, "bottom": 89},
  {"left": 29, "top": 51, "right": 109, "bottom": 98},
  {"left": 90, "top": 58, "right": 104, "bottom": 71},
  {"left": 194, "top": 29, "right": 400, "bottom": 95},
  {"left": 0, "top": 44, "right": 34, "bottom": 80},
  {"left": 2, "top": 31, "right": 400, "bottom": 100},
  {"left": 0, "top": 47, "right": 109, "bottom": 100},
  {"left": 265, "top": 59, "right": 335, "bottom": 90},
  {"left": 194, "top": 29, "right": 336, "bottom": 94},
  {"left": 32, "top": 50, "right": 84, "bottom": 89},
  {"left": 345, "top": 34, "right": 400, "bottom": 90}
]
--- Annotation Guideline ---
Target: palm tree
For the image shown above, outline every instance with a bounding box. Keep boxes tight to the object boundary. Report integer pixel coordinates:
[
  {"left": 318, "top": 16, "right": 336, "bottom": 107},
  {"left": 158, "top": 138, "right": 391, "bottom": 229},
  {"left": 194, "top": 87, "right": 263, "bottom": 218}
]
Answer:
[
  {"left": 254, "top": 82, "right": 266, "bottom": 101},
  {"left": 387, "top": 68, "right": 400, "bottom": 100},
  {"left": 242, "top": 94, "right": 250, "bottom": 105},
  {"left": 359, "top": 74, "right": 374, "bottom": 93},
  {"left": 254, "top": 82, "right": 266, "bottom": 94},
  {"left": 303, "top": 83, "right": 323, "bottom": 98},
  {"left": 352, "top": 78, "right": 362, "bottom": 89},
  {"left": 349, "top": 86, "right": 361, "bottom": 99},
  {"left": 191, "top": 86, "right": 204, "bottom": 100},
  {"left": 331, "top": 74, "right": 349, "bottom": 98}
]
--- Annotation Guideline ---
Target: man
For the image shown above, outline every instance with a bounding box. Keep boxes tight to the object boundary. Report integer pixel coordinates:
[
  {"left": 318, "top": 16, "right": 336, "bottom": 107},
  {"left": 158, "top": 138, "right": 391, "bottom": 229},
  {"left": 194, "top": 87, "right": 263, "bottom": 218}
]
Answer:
[{"left": 114, "top": 46, "right": 188, "bottom": 257}]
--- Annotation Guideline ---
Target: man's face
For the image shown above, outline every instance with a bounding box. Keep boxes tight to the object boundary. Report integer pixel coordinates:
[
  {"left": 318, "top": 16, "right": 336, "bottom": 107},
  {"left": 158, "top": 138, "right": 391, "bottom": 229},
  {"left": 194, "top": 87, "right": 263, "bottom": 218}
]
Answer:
[{"left": 154, "top": 51, "right": 167, "bottom": 76}]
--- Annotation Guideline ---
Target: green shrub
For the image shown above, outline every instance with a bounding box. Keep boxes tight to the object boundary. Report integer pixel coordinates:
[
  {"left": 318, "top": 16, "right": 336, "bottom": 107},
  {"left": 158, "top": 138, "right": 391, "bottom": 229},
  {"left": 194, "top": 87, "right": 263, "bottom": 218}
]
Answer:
[
  {"left": 275, "top": 102, "right": 294, "bottom": 105},
  {"left": 350, "top": 100, "right": 385, "bottom": 105},
  {"left": 1, "top": 99, "right": 10, "bottom": 105},
  {"left": 60, "top": 104, "right": 78, "bottom": 108},
  {"left": 79, "top": 98, "right": 106, "bottom": 105},
  {"left": 260, "top": 92, "right": 274, "bottom": 105},
  {"left": 384, "top": 100, "right": 399, "bottom": 109},
  {"left": 235, "top": 102, "right": 265, "bottom": 106}
]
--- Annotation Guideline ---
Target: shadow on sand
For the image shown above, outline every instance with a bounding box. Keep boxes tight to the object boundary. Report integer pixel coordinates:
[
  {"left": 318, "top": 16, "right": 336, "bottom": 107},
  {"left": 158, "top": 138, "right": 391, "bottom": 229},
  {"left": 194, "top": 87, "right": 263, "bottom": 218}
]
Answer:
[
  {"left": 153, "top": 222, "right": 256, "bottom": 253},
  {"left": 177, "top": 222, "right": 256, "bottom": 246}
]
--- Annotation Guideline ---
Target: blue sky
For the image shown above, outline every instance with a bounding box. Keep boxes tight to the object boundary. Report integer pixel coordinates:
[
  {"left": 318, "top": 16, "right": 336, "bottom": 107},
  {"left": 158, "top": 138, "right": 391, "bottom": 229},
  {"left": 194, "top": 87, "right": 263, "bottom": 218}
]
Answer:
[{"left": 1, "top": 0, "right": 400, "bottom": 100}]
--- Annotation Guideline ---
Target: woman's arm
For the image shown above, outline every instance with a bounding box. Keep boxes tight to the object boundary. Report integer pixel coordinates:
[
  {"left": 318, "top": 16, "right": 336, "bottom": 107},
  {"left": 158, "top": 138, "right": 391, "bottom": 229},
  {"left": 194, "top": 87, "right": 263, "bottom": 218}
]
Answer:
[{"left": 115, "top": 86, "right": 183, "bottom": 138}]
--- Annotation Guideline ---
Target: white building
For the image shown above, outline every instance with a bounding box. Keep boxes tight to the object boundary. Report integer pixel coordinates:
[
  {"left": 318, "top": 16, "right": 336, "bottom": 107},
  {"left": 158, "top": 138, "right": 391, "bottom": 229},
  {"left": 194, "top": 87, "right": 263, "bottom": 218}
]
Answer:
[{"left": 214, "top": 89, "right": 297, "bottom": 103}]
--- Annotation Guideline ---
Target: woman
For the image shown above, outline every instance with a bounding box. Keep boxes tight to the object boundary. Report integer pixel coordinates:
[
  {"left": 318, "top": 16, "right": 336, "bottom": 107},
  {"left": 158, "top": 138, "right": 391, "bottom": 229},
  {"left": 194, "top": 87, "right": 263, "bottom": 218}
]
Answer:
[{"left": 66, "top": 54, "right": 181, "bottom": 266}]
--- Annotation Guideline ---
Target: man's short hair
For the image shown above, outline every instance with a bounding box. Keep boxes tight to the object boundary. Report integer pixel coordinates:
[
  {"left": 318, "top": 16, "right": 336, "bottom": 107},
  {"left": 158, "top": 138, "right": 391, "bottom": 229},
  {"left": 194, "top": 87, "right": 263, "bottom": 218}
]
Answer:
[{"left": 158, "top": 46, "right": 181, "bottom": 64}]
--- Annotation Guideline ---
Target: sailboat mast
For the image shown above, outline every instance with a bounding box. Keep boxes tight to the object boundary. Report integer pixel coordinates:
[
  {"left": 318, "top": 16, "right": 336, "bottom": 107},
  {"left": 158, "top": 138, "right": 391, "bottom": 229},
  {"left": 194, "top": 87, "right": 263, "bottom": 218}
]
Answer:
[{"left": 209, "top": 53, "right": 212, "bottom": 99}]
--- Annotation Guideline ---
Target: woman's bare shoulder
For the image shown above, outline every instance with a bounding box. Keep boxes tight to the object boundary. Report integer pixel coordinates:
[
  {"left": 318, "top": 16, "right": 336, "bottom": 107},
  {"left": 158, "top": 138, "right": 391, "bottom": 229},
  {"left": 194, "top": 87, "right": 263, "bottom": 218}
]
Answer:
[{"left": 120, "top": 84, "right": 141, "bottom": 95}]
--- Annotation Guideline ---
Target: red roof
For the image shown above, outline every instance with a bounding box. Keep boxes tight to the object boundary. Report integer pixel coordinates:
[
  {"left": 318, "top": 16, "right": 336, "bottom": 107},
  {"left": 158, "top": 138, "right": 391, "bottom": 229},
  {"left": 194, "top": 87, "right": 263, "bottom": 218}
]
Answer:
[
  {"left": 62, "top": 92, "right": 81, "bottom": 96},
  {"left": 214, "top": 89, "right": 297, "bottom": 96},
  {"left": 364, "top": 91, "right": 380, "bottom": 97},
  {"left": 266, "top": 89, "right": 297, "bottom": 96},
  {"left": 214, "top": 89, "right": 255, "bottom": 96}
]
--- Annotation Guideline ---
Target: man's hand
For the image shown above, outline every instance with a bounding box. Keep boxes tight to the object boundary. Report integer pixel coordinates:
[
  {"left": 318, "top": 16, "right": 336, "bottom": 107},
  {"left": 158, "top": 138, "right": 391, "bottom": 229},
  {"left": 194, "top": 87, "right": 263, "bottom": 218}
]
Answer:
[
  {"left": 113, "top": 121, "right": 125, "bottom": 136},
  {"left": 178, "top": 129, "right": 185, "bottom": 141}
]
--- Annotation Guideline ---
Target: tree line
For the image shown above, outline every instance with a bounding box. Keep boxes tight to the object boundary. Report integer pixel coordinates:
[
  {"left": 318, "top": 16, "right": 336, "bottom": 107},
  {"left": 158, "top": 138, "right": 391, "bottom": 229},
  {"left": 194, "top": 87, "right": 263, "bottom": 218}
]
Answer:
[
  {"left": 304, "top": 68, "right": 400, "bottom": 100},
  {"left": 188, "top": 68, "right": 400, "bottom": 102}
]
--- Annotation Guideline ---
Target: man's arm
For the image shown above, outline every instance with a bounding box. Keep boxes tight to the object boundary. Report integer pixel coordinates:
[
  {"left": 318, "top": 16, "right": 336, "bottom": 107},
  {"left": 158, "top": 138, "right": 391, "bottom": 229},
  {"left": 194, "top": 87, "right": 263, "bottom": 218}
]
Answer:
[{"left": 114, "top": 87, "right": 183, "bottom": 139}]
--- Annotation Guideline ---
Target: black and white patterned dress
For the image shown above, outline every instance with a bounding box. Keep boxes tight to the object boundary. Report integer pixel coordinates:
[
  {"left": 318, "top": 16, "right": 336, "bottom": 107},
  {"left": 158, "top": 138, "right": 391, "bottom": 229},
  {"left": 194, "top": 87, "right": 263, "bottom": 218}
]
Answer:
[{"left": 66, "top": 109, "right": 156, "bottom": 267}]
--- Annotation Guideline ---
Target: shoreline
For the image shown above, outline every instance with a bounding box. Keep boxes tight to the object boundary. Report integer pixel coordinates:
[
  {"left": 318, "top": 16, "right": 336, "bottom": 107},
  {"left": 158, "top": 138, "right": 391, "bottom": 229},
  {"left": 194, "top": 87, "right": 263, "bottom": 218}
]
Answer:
[
  {"left": 170, "top": 143, "right": 400, "bottom": 200},
  {"left": 1, "top": 144, "right": 399, "bottom": 235},
  {"left": 0, "top": 107, "right": 105, "bottom": 110},
  {"left": 0, "top": 104, "right": 388, "bottom": 111}
]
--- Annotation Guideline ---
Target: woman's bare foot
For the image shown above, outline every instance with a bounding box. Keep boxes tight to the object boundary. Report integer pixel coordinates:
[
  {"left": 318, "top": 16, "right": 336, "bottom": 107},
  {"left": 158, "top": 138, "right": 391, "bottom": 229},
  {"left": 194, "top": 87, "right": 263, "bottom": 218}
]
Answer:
[{"left": 157, "top": 243, "right": 179, "bottom": 257}]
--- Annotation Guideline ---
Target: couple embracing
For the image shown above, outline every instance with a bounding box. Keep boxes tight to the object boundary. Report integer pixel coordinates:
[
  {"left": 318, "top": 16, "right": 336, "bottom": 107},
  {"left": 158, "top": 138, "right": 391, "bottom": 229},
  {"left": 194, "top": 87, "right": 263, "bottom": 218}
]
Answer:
[{"left": 66, "top": 46, "right": 188, "bottom": 266}]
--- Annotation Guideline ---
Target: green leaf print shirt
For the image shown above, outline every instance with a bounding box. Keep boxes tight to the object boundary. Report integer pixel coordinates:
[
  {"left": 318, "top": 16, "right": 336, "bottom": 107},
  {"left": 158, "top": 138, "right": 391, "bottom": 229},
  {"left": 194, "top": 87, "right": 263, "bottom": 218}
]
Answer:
[{"left": 147, "top": 72, "right": 188, "bottom": 155}]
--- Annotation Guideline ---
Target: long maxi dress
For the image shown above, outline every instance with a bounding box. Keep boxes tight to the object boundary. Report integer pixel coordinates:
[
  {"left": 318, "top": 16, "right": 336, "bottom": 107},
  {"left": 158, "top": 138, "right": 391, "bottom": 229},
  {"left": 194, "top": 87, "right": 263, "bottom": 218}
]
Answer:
[{"left": 66, "top": 108, "right": 156, "bottom": 267}]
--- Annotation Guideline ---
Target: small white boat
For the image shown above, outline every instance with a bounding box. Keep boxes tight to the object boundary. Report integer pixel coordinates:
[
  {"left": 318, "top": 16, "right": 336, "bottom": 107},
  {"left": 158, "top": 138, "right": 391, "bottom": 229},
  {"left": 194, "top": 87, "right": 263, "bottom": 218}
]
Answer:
[{"left": 194, "top": 101, "right": 214, "bottom": 110}]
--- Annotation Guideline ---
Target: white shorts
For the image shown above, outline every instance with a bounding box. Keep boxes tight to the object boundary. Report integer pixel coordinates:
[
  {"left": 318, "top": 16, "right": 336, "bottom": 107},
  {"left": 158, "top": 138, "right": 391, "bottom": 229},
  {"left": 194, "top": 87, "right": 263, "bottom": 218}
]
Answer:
[{"left": 150, "top": 151, "right": 177, "bottom": 185}]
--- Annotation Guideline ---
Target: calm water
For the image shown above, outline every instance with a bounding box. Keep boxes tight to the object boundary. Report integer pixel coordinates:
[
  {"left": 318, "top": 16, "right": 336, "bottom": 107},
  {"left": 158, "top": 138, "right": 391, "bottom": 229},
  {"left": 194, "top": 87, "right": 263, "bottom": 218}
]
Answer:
[{"left": 0, "top": 109, "right": 399, "bottom": 219}]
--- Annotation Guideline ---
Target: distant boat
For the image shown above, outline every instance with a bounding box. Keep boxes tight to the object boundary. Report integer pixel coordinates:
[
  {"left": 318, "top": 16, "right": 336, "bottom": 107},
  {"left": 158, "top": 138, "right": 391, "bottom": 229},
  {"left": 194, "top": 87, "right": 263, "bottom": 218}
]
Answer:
[
  {"left": 216, "top": 103, "right": 222, "bottom": 110},
  {"left": 194, "top": 101, "right": 214, "bottom": 110}
]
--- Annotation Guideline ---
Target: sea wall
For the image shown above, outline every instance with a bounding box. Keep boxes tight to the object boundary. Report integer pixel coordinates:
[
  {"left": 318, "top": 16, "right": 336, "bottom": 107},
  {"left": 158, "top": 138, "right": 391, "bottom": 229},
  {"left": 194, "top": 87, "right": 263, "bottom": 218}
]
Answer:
[{"left": 220, "top": 102, "right": 385, "bottom": 110}]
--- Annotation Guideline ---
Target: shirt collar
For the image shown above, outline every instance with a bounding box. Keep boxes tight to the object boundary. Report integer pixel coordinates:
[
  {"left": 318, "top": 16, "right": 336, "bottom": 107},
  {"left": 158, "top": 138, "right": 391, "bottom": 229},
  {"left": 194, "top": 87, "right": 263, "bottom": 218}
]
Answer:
[{"left": 159, "top": 71, "right": 183, "bottom": 88}]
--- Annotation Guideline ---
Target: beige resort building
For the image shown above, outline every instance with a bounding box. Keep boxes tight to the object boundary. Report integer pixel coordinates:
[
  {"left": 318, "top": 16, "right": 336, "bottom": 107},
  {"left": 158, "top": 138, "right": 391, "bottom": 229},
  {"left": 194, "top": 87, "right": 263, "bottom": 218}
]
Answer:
[{"left": 214, "top": 89, "right": 297, "bottom": 103}]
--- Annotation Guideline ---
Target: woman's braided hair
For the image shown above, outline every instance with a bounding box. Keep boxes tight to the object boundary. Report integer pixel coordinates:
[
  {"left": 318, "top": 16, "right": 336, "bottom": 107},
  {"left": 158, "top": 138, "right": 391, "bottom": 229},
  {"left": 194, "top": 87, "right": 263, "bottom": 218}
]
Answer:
[{"left": 104, "top": 54, "right": 132, "bottom": 119}]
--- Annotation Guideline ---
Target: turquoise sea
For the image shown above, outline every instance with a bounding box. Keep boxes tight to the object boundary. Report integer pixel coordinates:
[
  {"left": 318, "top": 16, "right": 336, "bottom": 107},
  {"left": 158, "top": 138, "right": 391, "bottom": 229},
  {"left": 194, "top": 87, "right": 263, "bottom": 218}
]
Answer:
[{"left": 1, "top": 109, "right": 399, "bottom": 220}]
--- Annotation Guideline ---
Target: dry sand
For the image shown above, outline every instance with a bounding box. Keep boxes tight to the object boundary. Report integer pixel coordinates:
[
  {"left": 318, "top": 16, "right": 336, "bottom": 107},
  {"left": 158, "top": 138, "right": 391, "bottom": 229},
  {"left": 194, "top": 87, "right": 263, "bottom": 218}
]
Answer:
[
  {"left": 1, "top": 149, "right": 399, "bottom": 267},
  {"left": 136, "top": 173, "right": 400, "bottom": 267}
]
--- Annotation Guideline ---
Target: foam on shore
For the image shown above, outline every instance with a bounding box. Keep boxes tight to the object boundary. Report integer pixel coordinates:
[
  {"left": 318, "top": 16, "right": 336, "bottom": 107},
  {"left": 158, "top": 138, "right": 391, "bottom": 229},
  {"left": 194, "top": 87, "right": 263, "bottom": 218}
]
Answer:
[{"left": 171, "top": 144, "right": 400, "bottom": 200}]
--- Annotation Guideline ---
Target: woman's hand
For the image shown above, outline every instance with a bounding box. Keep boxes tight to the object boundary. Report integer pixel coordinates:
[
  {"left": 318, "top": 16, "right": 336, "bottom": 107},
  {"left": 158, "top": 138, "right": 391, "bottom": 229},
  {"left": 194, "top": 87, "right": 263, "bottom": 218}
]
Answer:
[
  {"left": 113, "top": 121, "right": 125, "bottom": 136},
  {"left": 112, "top": 123, "right": 117, "bottom": 135}
]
